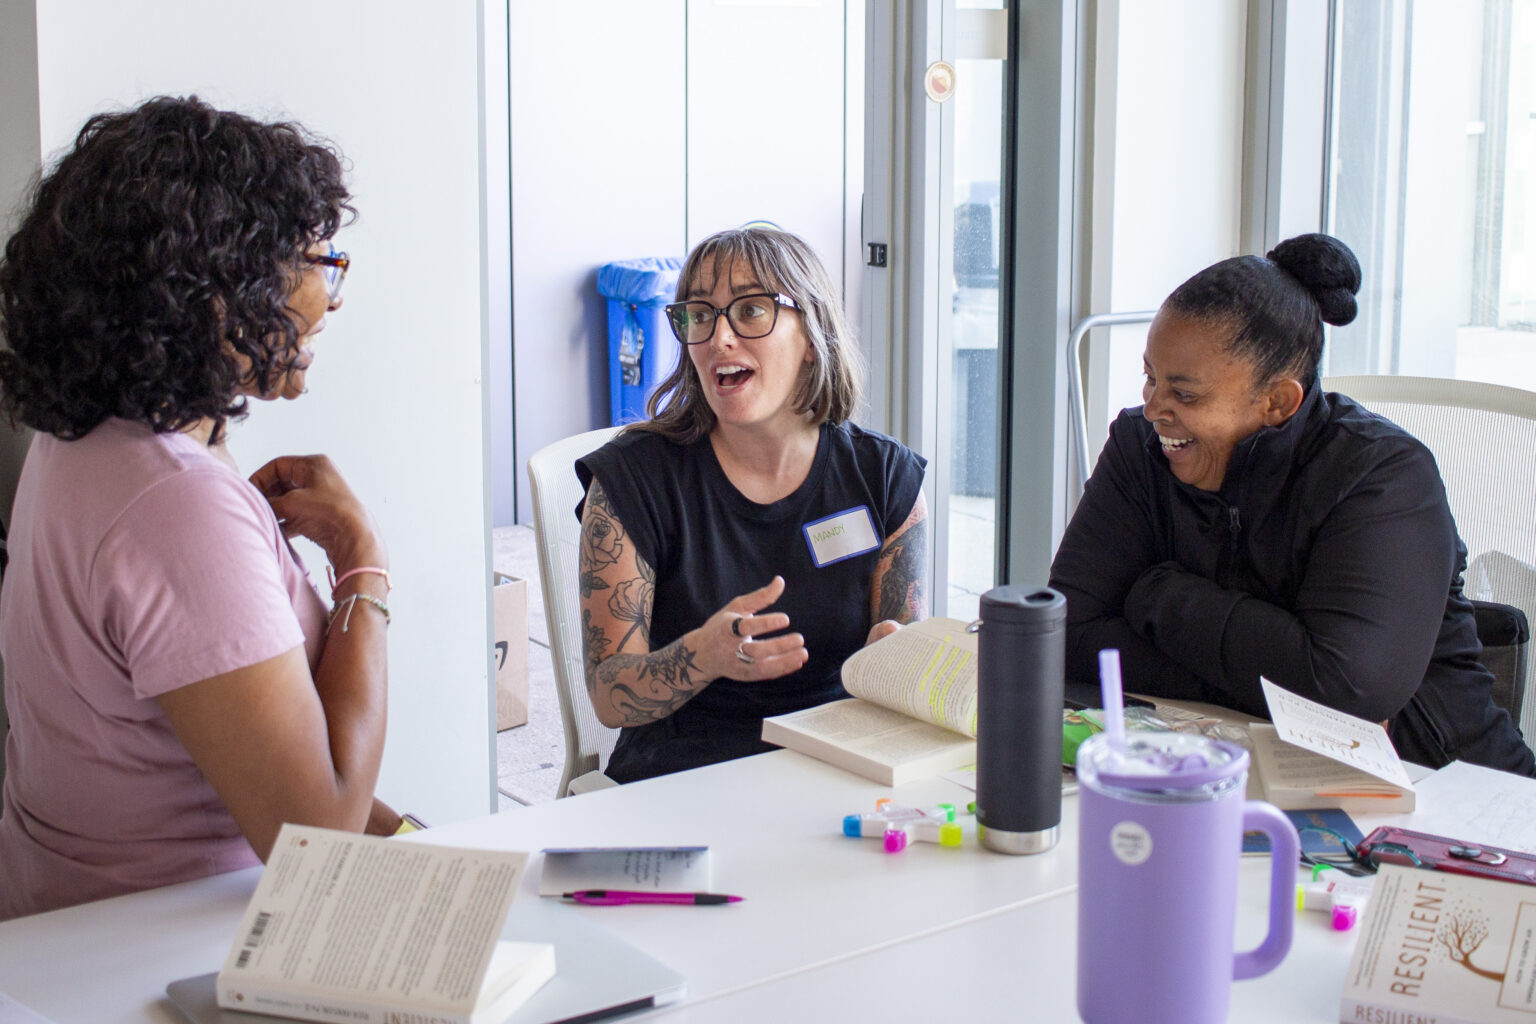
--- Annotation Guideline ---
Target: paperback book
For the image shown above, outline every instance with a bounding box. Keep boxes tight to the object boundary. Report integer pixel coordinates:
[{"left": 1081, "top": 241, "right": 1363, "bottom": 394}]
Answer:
[
  {"left": 761, "top": 617, "right": 978, "bottom": 785},
  {"left": 1341, "top": 863, "right": 1536, "bottom": 1023},
  {"left": 1250, "top": 678, "right": 1417, "bottom": 813},
  {"left": 214, "top": 823, "right": 551, "bottom": 1024}
]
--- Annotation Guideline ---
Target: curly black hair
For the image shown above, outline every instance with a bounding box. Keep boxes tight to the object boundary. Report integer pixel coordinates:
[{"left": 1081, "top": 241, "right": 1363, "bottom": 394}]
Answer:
[
  {"left": 1164, "top": 233, "right": 1362, "bottom": 386},
  {"left": 0, "top": 95, "right": 353, "bottom": 440}
]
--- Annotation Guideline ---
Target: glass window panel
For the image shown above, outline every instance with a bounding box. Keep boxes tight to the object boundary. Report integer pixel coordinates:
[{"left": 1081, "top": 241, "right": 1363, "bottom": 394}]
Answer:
[
  {"left": 947, "top": 50, "right": 1006, "bottom": 621},
  {"left": 1326, "top": 0, "right": 1536, "bottom": 386}
]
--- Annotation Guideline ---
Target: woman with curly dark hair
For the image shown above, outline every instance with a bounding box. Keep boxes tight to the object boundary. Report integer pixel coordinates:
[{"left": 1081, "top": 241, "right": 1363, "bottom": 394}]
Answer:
[{"left": 0, "top": 96, "right": 400, "bottom": 919}]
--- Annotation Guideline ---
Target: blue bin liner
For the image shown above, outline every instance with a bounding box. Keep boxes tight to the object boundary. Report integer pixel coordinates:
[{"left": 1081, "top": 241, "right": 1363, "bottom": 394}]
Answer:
[{"left": 597, "top": 257, "right": 685, "bottom": 425}]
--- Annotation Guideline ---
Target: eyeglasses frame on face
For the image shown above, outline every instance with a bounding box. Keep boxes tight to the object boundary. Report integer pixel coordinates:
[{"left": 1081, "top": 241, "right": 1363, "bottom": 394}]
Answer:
[
  {"left": 664, "top": 292, "right": 799, "bottom": 346},
  {"left": 306, "top": 247, "right": 350, "bottom": 303}
]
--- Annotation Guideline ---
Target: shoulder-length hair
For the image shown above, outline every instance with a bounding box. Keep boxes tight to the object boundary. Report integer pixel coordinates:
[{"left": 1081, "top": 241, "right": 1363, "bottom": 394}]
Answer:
[
  {"left": 635, "top": 227, "right": 863, "bottom": 445},
  {"left": 0, "top": 95, "right": 353, "bottom": 441}
]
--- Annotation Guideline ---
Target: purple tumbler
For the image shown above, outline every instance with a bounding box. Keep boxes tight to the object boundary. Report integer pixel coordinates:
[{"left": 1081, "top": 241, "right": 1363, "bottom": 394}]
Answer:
[{"left": 1076, "top": 731, "right": 1299, "bottom": 1024}]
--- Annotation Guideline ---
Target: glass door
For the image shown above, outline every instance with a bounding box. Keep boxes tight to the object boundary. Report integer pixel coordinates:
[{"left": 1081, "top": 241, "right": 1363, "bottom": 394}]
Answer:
[
  {"left": 861, "top": 0, "right": 1011, "bottom": 621},
  {"left": 945, "top": 1, "right": 1009, "bottom": 620}
]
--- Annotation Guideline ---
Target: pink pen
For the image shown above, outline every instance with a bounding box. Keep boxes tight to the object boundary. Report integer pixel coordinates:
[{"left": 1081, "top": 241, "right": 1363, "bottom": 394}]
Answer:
[{"left": 564, "top": 890, "right": 743, "bottom": 906}]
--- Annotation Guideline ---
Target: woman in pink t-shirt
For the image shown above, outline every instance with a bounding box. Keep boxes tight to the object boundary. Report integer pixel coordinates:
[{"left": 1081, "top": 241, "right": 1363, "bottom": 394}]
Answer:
[{"left": 0, "top": 96, "right": 399, "bottom": 919}]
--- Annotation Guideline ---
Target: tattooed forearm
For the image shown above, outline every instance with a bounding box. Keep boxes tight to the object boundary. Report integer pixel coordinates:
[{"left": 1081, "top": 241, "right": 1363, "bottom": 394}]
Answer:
[
  {"left": 579, "top": 480, "right": 624, "bottom": 599},
  {"left": 876, "top": 515, "right": 928, "bottom": 623},
  {"left": 593, "top": 638, "right": 706, "bottom": 725}
]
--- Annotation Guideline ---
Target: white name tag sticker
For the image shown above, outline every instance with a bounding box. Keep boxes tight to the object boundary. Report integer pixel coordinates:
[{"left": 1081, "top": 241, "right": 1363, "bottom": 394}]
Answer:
[{"left": 803, "top": 506, "right": 880, "bottom": 568}]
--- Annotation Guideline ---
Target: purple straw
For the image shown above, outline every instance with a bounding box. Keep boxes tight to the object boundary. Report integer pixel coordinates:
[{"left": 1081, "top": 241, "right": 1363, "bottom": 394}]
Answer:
[{"left": 1098, "top": 648, "right": 1125, "bottom": 755}]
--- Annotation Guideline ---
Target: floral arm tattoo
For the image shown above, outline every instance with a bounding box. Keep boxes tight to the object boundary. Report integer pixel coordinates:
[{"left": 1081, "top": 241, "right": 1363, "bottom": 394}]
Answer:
[
  {"left": 874, "top": 494, "right": 929, "bottom": 625},
  {"left": 580, "top": 479, "right": 709, "bottom": 726}
]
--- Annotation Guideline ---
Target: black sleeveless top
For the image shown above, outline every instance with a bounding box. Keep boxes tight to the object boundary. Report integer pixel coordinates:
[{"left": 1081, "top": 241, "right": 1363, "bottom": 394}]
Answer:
[{"left": 576, "top": 421, "right": 926, "bottom": 781}]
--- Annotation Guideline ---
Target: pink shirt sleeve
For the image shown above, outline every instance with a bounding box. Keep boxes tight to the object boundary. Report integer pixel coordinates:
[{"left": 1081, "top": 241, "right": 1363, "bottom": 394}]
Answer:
[{"left": 91, "top": 466, "right": 309, "bottom": 699}]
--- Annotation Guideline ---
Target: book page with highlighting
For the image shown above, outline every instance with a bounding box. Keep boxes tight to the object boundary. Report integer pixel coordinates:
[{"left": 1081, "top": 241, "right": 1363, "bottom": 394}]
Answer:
[{"left": 841, "top": 617, "right": 978, "bottom": 736}]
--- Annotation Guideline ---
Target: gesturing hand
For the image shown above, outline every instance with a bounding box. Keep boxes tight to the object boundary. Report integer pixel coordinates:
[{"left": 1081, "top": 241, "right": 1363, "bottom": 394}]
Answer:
[
  {"left": 696, "top": 575, "right": 808, "bottom": 682},
  {"left": 249, "top": 455, "right": 387, "bottom": 573}
]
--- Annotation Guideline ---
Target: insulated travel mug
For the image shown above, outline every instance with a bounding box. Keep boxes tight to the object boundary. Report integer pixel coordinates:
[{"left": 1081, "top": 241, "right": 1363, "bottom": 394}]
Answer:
[
  {"left": 1076, "top": 731, "right": 1300, "bottom": 1024},
  {"left": 974, "top": 584, "right": 1065, "bottom": 854}
]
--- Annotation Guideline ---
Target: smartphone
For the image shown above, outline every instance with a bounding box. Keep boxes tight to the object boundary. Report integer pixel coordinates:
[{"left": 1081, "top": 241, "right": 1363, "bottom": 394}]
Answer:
[{"left": 1356, "top": 826, "right": 1536, "bottom": 886}]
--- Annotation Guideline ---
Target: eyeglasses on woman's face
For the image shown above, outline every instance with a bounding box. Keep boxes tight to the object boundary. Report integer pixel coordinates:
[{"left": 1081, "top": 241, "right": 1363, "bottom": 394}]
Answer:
[
  {"left": 664, "top": 292, "right": 798, "bottom": 345},
  {"left": 305, "top": 246, "right": 350, "bottom": 303}
]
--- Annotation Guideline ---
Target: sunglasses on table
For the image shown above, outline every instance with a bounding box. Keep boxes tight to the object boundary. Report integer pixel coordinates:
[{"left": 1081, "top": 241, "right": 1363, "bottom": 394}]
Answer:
[
  {"left": 664, "top": 292, "right": 798, "bottom": 345},
  {"left": 1296, "top": 826, "right": 1423, "bottom": 877}
]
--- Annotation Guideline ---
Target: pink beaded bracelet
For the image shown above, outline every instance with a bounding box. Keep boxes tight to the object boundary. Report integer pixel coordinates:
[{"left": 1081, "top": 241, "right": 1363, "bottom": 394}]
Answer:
[{"left": 327, "top": 565, "right": 392, "bottom": 599}]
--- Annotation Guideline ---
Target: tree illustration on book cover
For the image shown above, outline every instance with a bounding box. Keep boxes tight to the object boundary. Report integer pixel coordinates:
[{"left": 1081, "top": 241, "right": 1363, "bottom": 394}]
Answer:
[{"left": 1438, "top": 906, "right": 1508, "bottom": 983}]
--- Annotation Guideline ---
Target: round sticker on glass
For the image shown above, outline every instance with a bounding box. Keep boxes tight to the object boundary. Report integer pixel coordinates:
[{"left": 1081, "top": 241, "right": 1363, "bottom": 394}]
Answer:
[{"left": 1110, "top": 821, "right": 1152, "bottom": 866}]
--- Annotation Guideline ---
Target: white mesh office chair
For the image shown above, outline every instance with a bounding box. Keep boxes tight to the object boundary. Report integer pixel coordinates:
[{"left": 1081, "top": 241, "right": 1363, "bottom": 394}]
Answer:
[
  {"left": 526, "top": 426, "right": 622, "bottom": 797},
  {"left": 1324, "top": 375, "right": 1536, "bottom": 743}
]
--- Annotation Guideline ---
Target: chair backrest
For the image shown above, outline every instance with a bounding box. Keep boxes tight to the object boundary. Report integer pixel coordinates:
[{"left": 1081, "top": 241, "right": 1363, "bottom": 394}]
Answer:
[
  {"left": 526, "top": 425, "right": 622, "bottom": 797},
  {"left": 1324, "top": 375, "right": 1536, "bottom": 741}
]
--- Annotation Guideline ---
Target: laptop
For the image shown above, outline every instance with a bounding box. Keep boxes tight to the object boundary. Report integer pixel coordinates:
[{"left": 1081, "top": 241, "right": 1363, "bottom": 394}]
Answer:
[{"left": 165, "top": 898, "right": 686, "bottom": 1024}]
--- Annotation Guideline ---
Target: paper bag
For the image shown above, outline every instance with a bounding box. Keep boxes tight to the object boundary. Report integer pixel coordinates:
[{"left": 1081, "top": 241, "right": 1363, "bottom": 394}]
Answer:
[{"left": 493, "top": 572, "right": 530, "bottom": 730}]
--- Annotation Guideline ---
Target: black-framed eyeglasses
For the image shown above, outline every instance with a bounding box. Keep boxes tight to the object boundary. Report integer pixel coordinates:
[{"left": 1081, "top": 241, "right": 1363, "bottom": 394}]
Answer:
[
  {"left": 664, "top": 292, "right": 798, "bottom": 345},
  {"left": 1297, "top": 827, "right": 1422, "bottom": 877},
  {"left": 306, "top": 247, "right": 350, "bottom": 303}
]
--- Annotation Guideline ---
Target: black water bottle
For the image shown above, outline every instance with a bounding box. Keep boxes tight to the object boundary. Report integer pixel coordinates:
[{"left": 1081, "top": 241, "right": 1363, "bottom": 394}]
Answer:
[{"left": 975, "top": 584, "right": 1066, "bottom": 854}]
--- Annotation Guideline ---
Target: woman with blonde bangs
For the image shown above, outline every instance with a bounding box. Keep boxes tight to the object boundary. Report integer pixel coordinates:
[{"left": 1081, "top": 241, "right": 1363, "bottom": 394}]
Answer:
[{"left": 576, "top": 227, "right": 928, "bottom": 782}]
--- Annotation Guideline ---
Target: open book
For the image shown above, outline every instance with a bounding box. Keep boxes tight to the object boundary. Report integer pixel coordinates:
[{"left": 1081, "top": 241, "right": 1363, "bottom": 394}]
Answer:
[
  {"left": 1248, "top": 678, "right": 1417, "bottom": 813},
  {"left": 214, "top": 823, "right": 553, "bottom": 1024},
  {"left": 761, "top": 617, "right": 978, "bottom": 785}
]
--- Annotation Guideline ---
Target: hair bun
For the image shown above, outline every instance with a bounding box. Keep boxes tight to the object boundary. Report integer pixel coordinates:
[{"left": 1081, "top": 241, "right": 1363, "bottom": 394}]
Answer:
[{"left": 1266, "top": 233, "right": 1361, "bottom": 327}]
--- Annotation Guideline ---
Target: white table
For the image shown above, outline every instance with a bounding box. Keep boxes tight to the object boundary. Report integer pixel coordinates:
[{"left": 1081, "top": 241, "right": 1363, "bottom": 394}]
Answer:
[
  {"left": 0, "top": 751, "right": 1081, "bottom": 1022},
  {"left": 629, "top": 868, "right": 1363, "bottom": 1023}
]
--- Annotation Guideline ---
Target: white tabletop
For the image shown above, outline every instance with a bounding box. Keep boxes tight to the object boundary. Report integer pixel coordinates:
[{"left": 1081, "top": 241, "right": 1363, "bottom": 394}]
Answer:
[
  {"left": 5, "top": 745, "right": 1495, "bottom": 1024},
  {"left": 629, "top": 861, "right": 1362, "bottom": 1023},
  {"left": 0, "top": 750, "right": 1080, "bottom": 1022}
]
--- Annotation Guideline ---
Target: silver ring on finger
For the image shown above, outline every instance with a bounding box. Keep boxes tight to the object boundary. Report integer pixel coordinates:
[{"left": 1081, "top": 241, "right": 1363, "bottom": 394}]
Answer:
[
  {"left": 731, "top": 615, "right": 746, "bottom": 638},
  {"left": 735, "top": 641, "right": 755, "bottom": 664}
]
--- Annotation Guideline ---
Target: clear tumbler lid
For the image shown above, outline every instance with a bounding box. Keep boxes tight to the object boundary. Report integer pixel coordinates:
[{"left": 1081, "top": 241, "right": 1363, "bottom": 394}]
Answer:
[{"left": 1078, "top": 731, "right": 1248, "bottom": 792}]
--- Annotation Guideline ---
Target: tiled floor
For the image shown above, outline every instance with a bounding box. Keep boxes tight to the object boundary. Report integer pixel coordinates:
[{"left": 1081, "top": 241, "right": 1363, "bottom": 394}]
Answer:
[{"left": 491, "top": 525, "right": 563, "bottom": 809}]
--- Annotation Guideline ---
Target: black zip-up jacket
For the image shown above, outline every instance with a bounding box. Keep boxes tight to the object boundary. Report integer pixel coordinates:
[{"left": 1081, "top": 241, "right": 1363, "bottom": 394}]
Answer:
[{"left": 1049, "top": 385, "right": 1535, "bottom": 775}]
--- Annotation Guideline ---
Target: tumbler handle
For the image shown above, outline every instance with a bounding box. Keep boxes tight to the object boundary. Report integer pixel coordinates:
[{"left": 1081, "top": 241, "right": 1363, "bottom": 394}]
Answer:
[{"left": 1232, "top": 800, "right": 1299, "bottom": 981}]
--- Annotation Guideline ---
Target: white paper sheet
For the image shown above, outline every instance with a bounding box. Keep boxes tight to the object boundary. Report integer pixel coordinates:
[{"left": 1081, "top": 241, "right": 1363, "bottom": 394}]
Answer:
[
  {"left": 0, "top": 992, "right": 57, "bottom": 1023},
  {"left": 1365, "top": 760, "right": 1536, "bottom": 853}
]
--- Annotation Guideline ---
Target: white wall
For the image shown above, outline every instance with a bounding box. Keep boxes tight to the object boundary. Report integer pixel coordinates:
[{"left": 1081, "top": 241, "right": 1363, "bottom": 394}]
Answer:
[
  {"left": 1085, "top": 0, "right": 1248, "bottom": 461},
  {"left": 11, "top": 0, "right": 499, "bottom": 824},
  {"left": 506, "top": 0, "right": 861, "bottom": 525},
  {"left": 508, "top": 1, "right": 686, "bottom": 528},
  {"left": 0, "top": 3, "right": 40, "bottom": 240}
]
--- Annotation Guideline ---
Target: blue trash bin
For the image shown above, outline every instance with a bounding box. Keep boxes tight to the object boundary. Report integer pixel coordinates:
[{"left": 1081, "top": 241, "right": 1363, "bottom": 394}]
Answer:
[{"left": 597, "top": 257, "right": 684, "bottom": 425}]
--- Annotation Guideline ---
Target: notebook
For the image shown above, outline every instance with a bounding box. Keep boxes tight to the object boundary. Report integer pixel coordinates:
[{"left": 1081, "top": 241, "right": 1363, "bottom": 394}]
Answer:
[{"left": 165, "top": 898, "right": 686, "bottom": 1024}]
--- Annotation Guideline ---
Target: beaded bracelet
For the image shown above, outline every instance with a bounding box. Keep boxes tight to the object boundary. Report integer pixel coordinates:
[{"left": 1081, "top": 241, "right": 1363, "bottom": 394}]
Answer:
[
  {"left": 327, "top": 565, "right": 392, "bottom": 600},
  {"left": 328, "top": 592, "right": 391, "bottom": 634}
]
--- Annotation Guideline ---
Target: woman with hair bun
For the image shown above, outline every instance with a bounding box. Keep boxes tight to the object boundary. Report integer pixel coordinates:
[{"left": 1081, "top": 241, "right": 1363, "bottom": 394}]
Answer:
[
  {"left": 0, "top": 96, "right": 401, "bottom": 919},
  {"left": 1049, "top": 233, "right": 1534, "bottom": 775}
]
